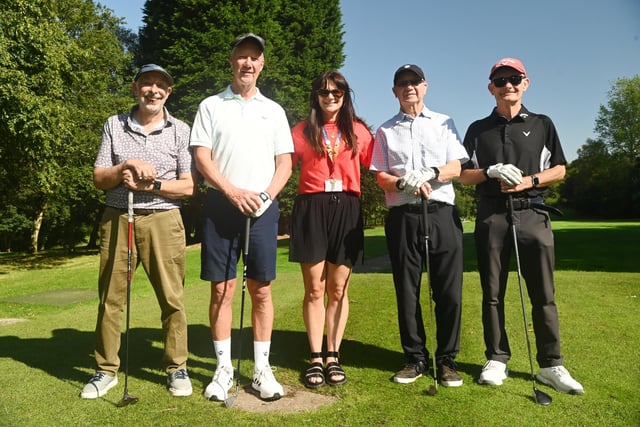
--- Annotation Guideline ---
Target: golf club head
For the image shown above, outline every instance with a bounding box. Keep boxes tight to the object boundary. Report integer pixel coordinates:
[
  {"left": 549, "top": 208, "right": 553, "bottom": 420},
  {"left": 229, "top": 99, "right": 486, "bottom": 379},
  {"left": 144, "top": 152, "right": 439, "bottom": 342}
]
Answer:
[
  {"left": 534, "top": 388, "right": 552, "bottom": 406},
  {"left": 224, "top": 394, "right": 237, "bottom": 408},
  {"left": 426, "top": 385, "right": 438, "bottom": 396},
  {"left": 117, "top": 394, "right": 139, "bottom": 407}
]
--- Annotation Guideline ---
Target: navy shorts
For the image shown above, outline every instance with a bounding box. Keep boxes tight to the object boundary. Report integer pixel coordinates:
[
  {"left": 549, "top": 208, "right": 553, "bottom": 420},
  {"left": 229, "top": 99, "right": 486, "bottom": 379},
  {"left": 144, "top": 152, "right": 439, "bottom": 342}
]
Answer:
[
  {"left": 200, "top": 189, "right": 279, "bottom": 282},
  {"left": 289, "top": 192, "right": 364, "bottom": 267}
]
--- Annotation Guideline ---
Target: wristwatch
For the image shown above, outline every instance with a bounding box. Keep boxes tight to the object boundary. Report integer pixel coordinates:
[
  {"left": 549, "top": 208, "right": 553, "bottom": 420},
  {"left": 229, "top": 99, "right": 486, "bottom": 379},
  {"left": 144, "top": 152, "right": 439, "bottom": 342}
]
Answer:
[
  {"left": 531, "top": 175, "right": 540, "bottom": 188},
  {"left": 153, "top": 180, "right": 162, "bottom": 191}
]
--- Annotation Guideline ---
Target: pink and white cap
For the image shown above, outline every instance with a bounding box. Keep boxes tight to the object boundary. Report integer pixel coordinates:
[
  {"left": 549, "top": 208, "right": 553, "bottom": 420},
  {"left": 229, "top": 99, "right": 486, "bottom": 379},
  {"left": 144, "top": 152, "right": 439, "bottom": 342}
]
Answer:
[{"left": 489, "top": 58, "right": 527, "bottom": 79}]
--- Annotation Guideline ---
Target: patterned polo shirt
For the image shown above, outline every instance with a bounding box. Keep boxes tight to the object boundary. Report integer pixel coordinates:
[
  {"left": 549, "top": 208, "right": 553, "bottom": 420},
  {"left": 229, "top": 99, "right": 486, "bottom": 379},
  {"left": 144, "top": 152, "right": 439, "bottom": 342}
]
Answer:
[{"left": 94, "top": 106, "right": 193, "bottom": 209}]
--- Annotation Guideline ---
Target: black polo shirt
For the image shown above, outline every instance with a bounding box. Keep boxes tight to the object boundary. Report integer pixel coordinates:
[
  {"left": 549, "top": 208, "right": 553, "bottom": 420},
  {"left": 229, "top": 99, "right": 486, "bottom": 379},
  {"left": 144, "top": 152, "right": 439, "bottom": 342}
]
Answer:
[{"left": 461, "top": 106, "right": 567, "bottom": 198}]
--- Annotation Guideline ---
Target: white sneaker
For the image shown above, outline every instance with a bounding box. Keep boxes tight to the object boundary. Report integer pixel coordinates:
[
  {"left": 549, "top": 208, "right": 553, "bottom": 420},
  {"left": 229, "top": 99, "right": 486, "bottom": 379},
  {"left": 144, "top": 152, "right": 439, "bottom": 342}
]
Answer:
[
  {"left": 204, "top": 365, "right": 234, "bottom": 401},
  {"left": 80, "top": 372, "right": 118, "bottom": 399},
  {"left": 479, "top": 360, "right": 508, "bottom": 386},
  {"left": 252, "top": 365, "right": 284, "bottom": 401},
  {"left": 167, "top": 369, "right": 193, "bottom": 397},
  {"left": 537, "top": 366, "right": 584, "bottom": 395}
]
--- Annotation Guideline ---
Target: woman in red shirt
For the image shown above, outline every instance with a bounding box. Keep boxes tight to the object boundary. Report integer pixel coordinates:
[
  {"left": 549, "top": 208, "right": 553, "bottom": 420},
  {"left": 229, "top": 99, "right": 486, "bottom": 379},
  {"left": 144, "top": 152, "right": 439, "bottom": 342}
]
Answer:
[{"left": 290, "top": 70, "right": 373, "bottom": 388}]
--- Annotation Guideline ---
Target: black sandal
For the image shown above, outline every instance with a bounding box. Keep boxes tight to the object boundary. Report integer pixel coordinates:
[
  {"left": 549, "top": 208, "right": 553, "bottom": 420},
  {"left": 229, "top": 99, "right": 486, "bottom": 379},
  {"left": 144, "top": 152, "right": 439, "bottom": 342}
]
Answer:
[
  {"left": 304, "top": 352, "right": 325, "bottom": 389},
  {"left": 325, "top": 351, "right": 347, "bottom": 386}
]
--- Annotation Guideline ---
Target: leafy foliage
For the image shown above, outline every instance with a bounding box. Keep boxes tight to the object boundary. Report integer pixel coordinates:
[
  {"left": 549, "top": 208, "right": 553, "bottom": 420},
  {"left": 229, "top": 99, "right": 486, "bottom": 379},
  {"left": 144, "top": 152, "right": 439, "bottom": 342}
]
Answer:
[
  {"left": 139, "top": 0, "right": 345, "bottom": 234},
  {"left": 561, "top": 76, "right": 640, "bottom": 218},
  {"left": 0, "top": 0, "right": 136, "bottom": 251}
]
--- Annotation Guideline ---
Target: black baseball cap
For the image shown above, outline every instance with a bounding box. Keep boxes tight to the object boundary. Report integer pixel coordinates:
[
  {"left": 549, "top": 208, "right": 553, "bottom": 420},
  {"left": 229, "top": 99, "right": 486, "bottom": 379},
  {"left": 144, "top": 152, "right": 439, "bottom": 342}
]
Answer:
[
  {"left": 231, "top": 33, "right": 265, "bottom": 53},
  {"left": 393, "top": 64, "right": 425, "bottom": 85},
  {"left": 134, "top": 64, "right": 174, "bottom": 85}
]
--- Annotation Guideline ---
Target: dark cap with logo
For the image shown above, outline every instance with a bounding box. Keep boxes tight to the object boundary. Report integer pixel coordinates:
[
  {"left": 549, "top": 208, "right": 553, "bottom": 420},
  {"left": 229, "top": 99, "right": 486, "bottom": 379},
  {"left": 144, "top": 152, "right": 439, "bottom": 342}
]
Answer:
[
  {"left": 231, "top": 33, "right": 265, "bottom": 53},
  {"left": 134, "top": 64, "right": 174, "bottom": 85},
  {"left": 393, "top": 64, "right": 425, "bottom": 85}
]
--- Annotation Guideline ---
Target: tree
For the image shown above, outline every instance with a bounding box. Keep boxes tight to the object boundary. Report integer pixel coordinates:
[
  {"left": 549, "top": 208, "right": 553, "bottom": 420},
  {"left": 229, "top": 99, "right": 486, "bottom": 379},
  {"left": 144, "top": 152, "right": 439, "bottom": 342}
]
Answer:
[
  {"left": 594, "top": 76, "right": 640, "bottom": 160},
  {"left": 138, "top": 0, "right": 346, "bottom": 234},
  {"left": 0, "top": 0, "right": 135, "bottom": 252},
  {"left": 561, "top": 75, "right": 640, "bottom": 218}
]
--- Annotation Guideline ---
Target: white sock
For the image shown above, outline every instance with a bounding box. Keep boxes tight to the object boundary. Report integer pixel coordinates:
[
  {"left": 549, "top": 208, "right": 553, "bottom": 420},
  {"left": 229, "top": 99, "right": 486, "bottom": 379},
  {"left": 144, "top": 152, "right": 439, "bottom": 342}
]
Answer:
[
  {"left": 254, "top": 341, "right": 271, "bottom": 370},
  {"left": 213, "top": 338, "right": 232, "bottom": 367}
]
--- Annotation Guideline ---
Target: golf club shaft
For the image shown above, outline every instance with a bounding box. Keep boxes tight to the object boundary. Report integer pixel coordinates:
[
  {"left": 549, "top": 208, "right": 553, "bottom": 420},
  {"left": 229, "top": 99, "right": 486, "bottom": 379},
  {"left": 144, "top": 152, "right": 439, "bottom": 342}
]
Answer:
[
  {"left": 421, "top": 198, "right": 438, "bottom": 391},
  {"left": 226, "top": 216, "right": 251, "bottom": 407},
  {"left": 123, "top": 190, "right": 134, "bottom": 399},
  {"left": 508, "top": 195, "right": 550, "bottom": 405},
  {"left": 236, "top": 216, "right": 250, "bottom": 384}
]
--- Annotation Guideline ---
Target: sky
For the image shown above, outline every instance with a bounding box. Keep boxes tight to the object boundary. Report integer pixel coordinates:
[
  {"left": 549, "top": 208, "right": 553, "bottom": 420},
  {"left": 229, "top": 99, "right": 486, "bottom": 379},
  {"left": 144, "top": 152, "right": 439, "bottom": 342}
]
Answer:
[{"left": 100, "top": 0, "right": 640, "bottom": 161}]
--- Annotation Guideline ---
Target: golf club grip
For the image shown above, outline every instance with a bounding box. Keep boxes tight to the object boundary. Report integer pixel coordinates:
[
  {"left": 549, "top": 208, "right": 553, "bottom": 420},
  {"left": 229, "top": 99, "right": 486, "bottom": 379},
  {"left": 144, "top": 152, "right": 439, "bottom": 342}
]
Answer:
[
  {"left": 243, "top": 216, "right": 250, "bottom": 256},
  {"left": 127, "top": 190, "right": 134, "bottom": 222}
]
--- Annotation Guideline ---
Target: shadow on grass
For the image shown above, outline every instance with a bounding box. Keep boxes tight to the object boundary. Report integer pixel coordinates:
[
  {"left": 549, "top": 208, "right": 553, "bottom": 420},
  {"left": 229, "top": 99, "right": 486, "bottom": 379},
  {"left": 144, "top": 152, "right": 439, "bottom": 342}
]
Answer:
[
  {"left": 0, "top": 324, "right": 406, "bottom": 392},
  {"left": 0, "top": 247, "right": 99, "bottom": 272}
]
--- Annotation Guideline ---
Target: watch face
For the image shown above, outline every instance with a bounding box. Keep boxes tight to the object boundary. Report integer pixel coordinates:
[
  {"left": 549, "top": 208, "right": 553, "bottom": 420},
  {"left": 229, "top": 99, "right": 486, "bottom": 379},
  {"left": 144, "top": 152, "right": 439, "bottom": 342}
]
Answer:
[{"left": 154, "top": 180, "right": 161, "bottom": 191}]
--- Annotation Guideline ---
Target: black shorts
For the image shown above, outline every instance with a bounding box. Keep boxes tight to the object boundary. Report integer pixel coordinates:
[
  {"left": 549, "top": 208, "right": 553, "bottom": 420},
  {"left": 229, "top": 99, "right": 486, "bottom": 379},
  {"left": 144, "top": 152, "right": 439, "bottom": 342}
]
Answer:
[{"left": 289, "top": 192, "right": 364, "bottom": 267}]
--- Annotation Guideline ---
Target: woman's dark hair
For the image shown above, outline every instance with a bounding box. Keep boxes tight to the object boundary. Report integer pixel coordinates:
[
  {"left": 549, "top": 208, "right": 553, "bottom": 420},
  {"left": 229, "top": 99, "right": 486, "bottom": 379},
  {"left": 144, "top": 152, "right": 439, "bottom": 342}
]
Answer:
[{"left": 303, "top": 70, "right": 366, "bottom": 158}]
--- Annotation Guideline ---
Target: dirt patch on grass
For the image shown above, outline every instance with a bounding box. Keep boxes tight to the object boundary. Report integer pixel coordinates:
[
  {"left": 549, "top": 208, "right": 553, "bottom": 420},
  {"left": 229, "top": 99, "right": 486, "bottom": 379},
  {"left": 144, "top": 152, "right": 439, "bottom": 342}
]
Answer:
[
  {"left": 0, "top": 318, "right": 27, "bottom": 326},
  {"left": 222, "top": 385, "right": 337, "bottom": 413}
]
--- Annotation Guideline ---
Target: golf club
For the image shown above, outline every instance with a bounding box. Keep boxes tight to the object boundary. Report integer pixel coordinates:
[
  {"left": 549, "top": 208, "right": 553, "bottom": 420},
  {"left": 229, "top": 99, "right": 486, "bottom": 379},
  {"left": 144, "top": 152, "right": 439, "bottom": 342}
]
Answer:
[
  {"left": 508, "top": 195, "right": 552, "bottom": 406},
  {"left": 117, "top": 190, "right": 139, "bottom": 407},
  {"left": 224, "top": 216, "right": 251, "bottom": 408},
  {"left": 421, "top": 198, "right": 438, "bottom": 396}
]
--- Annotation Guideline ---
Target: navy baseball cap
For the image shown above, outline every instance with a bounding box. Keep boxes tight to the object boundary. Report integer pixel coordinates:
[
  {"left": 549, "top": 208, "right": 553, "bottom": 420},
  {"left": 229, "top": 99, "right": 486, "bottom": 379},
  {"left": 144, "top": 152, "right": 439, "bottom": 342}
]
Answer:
[
  {"left": 393, "top": 64, "right": 426, "bottom": 85},
  {"left": 231, "top": 33, "right": 265, "bottom": 53},
  {"left": 134, "top": 64, "right": 174, "bottom": 85}
]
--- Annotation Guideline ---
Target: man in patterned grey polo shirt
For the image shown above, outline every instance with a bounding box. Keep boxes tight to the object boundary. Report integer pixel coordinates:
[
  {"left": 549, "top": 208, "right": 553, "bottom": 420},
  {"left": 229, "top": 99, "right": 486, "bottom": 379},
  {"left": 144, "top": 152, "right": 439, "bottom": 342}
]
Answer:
[{"left": 80, "top": 64, "right": 196, "bottom": 399}]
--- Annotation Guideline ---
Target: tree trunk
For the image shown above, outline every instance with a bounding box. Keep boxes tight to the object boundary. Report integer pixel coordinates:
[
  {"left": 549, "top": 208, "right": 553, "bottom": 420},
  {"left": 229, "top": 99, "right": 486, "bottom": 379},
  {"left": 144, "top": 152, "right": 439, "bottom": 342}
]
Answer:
[{"left": 30, "top": 204, "right": 46, "bottom": 254}]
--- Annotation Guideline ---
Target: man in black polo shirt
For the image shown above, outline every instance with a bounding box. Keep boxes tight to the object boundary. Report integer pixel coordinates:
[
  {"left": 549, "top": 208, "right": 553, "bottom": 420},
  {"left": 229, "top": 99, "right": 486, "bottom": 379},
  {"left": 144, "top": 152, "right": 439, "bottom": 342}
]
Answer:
[{"left": 459, "top": 58, "right": 583, "bottom": 395}]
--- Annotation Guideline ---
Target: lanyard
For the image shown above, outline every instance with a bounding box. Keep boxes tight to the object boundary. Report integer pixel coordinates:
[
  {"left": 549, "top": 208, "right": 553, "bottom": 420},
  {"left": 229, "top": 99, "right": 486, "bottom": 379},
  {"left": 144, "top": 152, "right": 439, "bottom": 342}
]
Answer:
[{"left": 321, "top": 127, "right": 341, "bottom": 164}]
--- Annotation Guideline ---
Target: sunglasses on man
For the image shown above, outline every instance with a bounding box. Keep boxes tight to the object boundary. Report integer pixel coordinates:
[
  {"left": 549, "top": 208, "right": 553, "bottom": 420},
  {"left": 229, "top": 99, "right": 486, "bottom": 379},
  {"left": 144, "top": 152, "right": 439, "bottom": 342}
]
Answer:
[{"left": 492, "top": 75, "right": 525, "bottom": 88}]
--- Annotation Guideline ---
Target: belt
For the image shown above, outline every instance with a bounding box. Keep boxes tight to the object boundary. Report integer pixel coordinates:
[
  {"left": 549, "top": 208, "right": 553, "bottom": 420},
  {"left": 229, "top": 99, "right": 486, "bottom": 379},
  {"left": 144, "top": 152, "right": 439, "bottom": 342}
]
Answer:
[
  {"left": 392, "top": 201, "right": 449, "bottom": 214},
  {"left": 116, "top": 208, "right": 170, "bottom": 216},
  {"left": 507, "top": 197, "right": 563, "bottom": 216}
]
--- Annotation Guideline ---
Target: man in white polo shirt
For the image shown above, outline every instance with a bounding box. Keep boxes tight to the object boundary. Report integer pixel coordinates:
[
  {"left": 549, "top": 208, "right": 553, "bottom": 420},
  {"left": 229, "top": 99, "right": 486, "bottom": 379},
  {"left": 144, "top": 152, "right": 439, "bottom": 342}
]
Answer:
[{"left": 190, "top": 33, "right": 293, "bottom": 402}]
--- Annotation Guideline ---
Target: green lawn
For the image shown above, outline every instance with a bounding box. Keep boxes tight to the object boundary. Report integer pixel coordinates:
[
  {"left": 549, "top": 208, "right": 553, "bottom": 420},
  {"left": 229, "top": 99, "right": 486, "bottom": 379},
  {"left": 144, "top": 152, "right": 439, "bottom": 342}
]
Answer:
[{"left": 0, "top": 220, "right": 638, "bottom": 426}]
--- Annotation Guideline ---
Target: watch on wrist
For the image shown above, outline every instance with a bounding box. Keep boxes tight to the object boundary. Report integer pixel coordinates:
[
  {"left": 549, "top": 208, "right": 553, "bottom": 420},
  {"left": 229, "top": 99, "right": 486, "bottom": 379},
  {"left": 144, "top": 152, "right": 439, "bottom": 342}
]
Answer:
[
  {"left": 153, "top": 180, "right": 162, "bottom": 191},
  {"left": 532, "top": 175, "right": 540, "bottom": 188},
  {"left": 432, "top": 167, "right": 440, "bottom": 180},
  {"left": 259, "top": 191, "right": 271, "bottom": 202}
]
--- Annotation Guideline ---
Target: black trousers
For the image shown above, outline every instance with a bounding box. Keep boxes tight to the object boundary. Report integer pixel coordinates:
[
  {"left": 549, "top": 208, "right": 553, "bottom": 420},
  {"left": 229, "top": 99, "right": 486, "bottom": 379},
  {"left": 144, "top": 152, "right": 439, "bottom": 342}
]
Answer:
[
  {"left": 385, "top": 203, "right": 463, "bottom": 366},
  {"left": 475, "top": 197, "right": 563, "bottom": 368}
]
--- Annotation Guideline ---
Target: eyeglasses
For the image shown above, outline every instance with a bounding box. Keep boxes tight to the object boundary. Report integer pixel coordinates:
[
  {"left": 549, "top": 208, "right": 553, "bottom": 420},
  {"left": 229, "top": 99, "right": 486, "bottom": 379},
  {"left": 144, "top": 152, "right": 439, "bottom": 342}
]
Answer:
[
  {"left": 395, "top": 79, "right": 424, "bottom": 88},
  {"left": 317, "top": 89, "right": 345, "bottom": 98},
  {"left": 492, "top": 75, "right": 524, "bottom": 87}
]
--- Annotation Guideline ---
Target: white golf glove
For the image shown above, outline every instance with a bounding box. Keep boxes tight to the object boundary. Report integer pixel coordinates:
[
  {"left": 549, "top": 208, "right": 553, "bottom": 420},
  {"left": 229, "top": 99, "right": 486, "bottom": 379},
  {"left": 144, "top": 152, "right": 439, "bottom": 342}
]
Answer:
[
  {"left": 251, "top": 192, "right": 272, "bottom": 218},
  {"left": 420, "top": 167, "right": 437, "bottom": 182},
  {"left": 486, "top": 163, "right": 523, "bottom": 186},
  {"left": 402, "top": 170, "right": 427, "bottom": 195}
]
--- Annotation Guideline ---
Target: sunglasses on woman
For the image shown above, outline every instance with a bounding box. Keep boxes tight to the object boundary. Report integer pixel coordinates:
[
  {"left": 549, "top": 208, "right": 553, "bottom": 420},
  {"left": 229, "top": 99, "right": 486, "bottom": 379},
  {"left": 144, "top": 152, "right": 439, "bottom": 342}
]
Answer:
[{"left": 317, "top": 89, "right": 345, "bottom": 98}]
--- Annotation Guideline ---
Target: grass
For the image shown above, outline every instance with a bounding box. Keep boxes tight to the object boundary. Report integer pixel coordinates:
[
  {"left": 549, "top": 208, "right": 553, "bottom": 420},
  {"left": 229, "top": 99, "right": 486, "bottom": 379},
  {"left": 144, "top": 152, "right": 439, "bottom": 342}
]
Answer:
[{"left": 0, "top": 220, "right": 639, "bottom": 426}]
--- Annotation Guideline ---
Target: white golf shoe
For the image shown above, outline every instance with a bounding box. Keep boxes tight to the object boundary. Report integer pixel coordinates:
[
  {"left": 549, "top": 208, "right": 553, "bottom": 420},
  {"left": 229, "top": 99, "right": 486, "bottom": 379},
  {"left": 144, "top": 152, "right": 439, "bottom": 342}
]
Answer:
[
  {"left": 204, "top": 365, "right": 234, "bottom": 401},
  {"left": 537, "top": 366, "right": 584, "bottom": 395},
  {"left": 252, "top": 365, "right": 284, "bottom": 401},
  {"left": 478, "top": 360, "right": 508, "bottom": 386}
]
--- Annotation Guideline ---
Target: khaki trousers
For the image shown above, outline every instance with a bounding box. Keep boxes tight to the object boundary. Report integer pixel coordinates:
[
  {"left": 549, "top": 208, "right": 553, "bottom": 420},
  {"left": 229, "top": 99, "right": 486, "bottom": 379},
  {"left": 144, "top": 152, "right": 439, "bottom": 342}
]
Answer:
[{"left": 94, "top": 207, "right": 188, "bottom": 375}]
